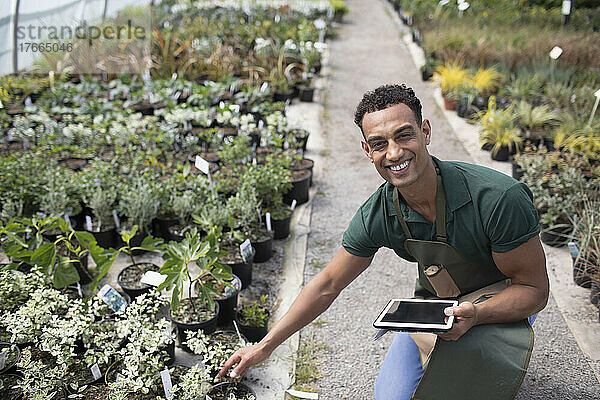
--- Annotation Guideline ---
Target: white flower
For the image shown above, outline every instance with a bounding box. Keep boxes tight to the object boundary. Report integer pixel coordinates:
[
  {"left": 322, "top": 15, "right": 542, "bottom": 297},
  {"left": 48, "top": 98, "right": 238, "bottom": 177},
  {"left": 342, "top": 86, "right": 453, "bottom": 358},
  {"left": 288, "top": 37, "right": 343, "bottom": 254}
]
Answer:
[
  {"left": 314, "top": 18, "right": 327, "bottom": 30},
  {"left": 284, "top": 39, "right": 297, "bottom": 51},
  {"left": 314, "top": 41, "right": 327, "bottom": 52}
]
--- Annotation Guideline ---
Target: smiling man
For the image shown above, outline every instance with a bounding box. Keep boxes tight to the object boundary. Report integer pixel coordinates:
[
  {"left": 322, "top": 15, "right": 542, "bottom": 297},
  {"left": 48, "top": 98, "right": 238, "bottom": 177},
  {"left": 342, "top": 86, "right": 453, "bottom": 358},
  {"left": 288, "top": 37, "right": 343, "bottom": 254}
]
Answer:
[{"left": 220, "top": 84, "right": 548, "bottom": 400}]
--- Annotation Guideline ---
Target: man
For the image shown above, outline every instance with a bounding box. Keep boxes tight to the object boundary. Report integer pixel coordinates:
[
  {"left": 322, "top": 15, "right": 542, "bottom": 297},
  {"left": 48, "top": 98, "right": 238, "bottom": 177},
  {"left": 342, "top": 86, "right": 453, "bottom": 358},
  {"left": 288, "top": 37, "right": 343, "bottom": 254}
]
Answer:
[{"left": 219, "top": 84, "right": 548, "bottom": 399}]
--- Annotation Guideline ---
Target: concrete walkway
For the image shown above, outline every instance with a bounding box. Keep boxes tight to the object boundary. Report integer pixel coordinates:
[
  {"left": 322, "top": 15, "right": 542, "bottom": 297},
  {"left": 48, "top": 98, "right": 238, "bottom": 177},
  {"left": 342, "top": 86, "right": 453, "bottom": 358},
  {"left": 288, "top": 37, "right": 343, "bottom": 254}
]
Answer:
[{"left": 298, "top": 0, "right": 600, "bottom": 398}]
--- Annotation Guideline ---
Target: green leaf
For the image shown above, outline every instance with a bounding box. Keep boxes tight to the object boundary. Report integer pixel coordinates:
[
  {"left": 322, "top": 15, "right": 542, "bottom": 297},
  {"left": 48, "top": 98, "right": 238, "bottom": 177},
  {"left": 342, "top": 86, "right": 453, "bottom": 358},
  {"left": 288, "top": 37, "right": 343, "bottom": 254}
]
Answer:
[
  {"left": 90, "top": 250, "right": 119, "bottom": 293},
  {"left": 53, "top": 258, "right": 80, "bottom": 289},
  {"left": 120, "top": 225, "right": 138, "bottom": 244},
  {"left": 31, "top": 242, "right": 56, "bottom": 269}
]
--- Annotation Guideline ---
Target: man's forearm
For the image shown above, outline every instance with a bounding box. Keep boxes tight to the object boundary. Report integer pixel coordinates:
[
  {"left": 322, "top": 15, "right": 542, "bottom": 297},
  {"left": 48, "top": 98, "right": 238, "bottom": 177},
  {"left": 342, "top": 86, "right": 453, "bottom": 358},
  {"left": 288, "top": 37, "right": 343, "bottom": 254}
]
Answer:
[{"left": 473, "top": 283, "right": 548, "bottom": 326}]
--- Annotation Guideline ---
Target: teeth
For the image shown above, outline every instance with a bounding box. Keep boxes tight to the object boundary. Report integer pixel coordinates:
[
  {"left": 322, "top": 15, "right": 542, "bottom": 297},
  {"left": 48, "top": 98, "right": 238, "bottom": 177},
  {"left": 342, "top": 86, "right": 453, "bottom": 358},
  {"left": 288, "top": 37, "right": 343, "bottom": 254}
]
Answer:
[{"left": 390, "top": 160, "right": 410, "bottom": 171}]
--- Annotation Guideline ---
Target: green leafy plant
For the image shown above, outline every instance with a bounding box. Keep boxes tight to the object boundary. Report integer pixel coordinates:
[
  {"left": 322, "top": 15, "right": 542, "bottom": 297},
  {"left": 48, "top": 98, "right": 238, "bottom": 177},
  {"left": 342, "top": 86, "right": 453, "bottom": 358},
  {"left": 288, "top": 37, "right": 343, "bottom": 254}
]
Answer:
[
  {"left": 238, "top": 295, "right": 269, "bottom": 328},
  {"left": 158, "top": 228, "right": 231, "bottom": 314}
]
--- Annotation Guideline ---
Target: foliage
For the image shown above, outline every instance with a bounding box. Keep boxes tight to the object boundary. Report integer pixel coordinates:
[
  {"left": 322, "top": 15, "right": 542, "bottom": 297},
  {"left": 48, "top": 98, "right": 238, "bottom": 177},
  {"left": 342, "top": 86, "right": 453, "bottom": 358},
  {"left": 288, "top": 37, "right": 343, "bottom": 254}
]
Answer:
[
  {"left": 158, "top": 228, "right": 231, "bottom": 313},
  {"left": 238, "top": 295, "right": 269, "bottom": 328}
]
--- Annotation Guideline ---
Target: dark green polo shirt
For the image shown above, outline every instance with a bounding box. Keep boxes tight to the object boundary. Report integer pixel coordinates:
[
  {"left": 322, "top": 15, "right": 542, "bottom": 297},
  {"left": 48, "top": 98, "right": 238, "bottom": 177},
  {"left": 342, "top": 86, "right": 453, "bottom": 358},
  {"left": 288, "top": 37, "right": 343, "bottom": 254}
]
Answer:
[{"left": 342, "top": 157, "right": 540, "bottom": 272}]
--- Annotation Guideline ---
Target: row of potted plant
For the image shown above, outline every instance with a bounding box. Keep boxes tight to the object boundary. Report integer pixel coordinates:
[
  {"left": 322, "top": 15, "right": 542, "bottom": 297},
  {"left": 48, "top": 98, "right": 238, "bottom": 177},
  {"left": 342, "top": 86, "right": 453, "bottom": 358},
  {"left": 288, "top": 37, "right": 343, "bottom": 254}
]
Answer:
[{"left": 0, "top": 217, "right": 270, "bottom": 399}]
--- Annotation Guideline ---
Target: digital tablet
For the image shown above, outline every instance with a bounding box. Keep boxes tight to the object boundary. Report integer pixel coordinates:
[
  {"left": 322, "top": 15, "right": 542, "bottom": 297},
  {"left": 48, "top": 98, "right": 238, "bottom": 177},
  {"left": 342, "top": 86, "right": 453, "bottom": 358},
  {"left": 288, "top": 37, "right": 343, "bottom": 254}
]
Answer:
[{"left": 373, "top": 298, "right": 458, "bottom": 333}]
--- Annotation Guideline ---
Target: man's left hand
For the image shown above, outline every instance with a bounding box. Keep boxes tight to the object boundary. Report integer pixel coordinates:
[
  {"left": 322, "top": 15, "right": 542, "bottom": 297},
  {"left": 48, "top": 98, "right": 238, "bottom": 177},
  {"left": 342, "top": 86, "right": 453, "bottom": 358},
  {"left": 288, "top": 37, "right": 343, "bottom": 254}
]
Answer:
[{"left": 437, "top": 301, "right": 477, "bottom": 341}]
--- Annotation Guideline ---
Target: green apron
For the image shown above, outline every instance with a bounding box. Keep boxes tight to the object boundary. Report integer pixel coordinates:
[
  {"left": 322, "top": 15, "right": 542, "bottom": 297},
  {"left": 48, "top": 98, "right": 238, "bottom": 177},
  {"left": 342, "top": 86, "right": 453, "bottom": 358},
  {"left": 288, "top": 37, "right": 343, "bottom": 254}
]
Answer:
[{"left": 392, "top": 165, "right": 534, "bottom": 400}]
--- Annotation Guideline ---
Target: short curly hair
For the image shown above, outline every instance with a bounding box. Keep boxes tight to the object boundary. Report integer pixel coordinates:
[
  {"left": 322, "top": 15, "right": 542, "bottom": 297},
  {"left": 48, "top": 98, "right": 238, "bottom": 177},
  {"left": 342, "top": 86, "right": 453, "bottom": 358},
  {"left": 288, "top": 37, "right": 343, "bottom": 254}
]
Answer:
[{"left": 354, "top": 84, "right": 422, "bottom": 136}]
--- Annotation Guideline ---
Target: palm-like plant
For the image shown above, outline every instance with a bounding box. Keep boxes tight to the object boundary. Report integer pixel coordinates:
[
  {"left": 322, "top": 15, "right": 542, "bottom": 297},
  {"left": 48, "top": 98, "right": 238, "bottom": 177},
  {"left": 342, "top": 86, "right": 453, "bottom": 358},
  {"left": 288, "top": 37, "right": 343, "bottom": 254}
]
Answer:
[
  {"left": 478, "top": 106, "right": 522, "bottom": 157},
  {"left": 514, "top": 100, "right": 560, "bottom": 138}
]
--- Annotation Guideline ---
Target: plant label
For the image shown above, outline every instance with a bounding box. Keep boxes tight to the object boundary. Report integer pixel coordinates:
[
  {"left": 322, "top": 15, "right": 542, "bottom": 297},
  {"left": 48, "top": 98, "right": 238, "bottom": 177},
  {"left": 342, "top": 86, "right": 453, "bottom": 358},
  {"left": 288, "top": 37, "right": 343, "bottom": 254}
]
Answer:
[
  {"left": 195, "top": 155, "right": 210, "bottom": 175},
  {"left": 266, "top": 212, "right": 272, "bottom": 231},
  {"left": 275, "top": 13, "right": 280, "bottom": 22},
  {"left": 98, "top": 284, "right": 127, "bottom": 313},
  {"left": 76, "top": 282, "right": 83, "bottom": 298},
  {"left": 142, "top": 70, "right": 151, "bottom": 84},
  {"left": 291, "top": 199, "right": 297, "bottom": 211},
  {"left": 439, "top": 0, "right": 449, "bottom": 5},
  {"left": 112, "top": 210, "right": 121, "bottom": 230},
  {"left": 549, "top": 46, "right": 563, "bottom": 60},
  {"left": 171, "top": 73, "right": 178, "bottom": 82},
  {"left": 64, "top": 214, "right": 71, "bottom": 228},
  {"left": 285, "top": 389, "right": 319, "bottom": 399},
  {"left": 116, "top": 373, "right": 125, "bottom": 383},
  {"left": 24, "top": 97, "right": 32, "bottom": 106},
  {"left": 260, "top": 82, "right": 269, "bottom": 93},
  {"left": 184, "top": 87, "right": 191, "bottom": 97},
  {"left": 457, "top": 1, "right": 469, "bottom": 11},
  {"left": 252, "top": 157, "right": 257, "bottom": 165},
  {"left": 567, "top": 242, "right": 579, "bottom": 259},
  {"left": 85, "top": 215, "right": 93, "bottom": 232},
  {"left": 0, "top": 351, "right": 6, "bottom": 370},
  {"left": 240, "top": 239, "right": 253, "bottom": 263},
  {"left": 595, "top": 89, "right": 600, "bottom": 98},
  {"left": 206, "top": 396, "right": 213, "bottom": 400},
  {"left": 140, "top": 271, "right": 167, "bottom": 287},
  {"left": 91, "top": 364, "right": 102, "bottom": 380},
  {"left": 172, "top": 91, "right": 181, "bottom": 101},
  {"left": 161, "top": 369, "right": 174, "bottom": 399},
  {"left": 562, "top": 0, "right": 571, "bottom": 15},
  {"left": 230, "top": 82, "right": 237, "bottom": 94}
]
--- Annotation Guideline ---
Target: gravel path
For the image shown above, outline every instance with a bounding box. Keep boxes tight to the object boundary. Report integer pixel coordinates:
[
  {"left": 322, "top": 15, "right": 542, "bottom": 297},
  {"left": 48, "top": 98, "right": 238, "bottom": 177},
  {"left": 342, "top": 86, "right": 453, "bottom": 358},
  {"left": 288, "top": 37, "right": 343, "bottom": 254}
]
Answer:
[{"left": 299, "top": 0, "right": 600, "bottom": 398}]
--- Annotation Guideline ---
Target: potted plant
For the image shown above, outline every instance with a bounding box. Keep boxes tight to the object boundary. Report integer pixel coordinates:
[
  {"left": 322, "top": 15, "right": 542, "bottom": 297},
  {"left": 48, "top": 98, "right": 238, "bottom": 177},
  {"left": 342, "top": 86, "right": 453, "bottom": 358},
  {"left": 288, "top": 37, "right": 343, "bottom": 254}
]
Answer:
[
  {"left": 514, "top": 101, "right": 559, "bottom": 149},
  {"left": 331, "top": 0, "right": 349, "bottom": 23},
  {"left": 116, "top": 226, "right": 165, "bottom": 299},
  {"left": 433, "top": 62, "right": 470, "bottom": 111},
  {"left": 571, "top": 194, "right": 599, "bottom": 290},
  {"left": 185, "top": 330, "right": 247, "bottom": 378},
  {"left": 158, "top": 228, "right": 232, "bottom": 347},
  {"left": 420, "top": 57, "right": 437, "bottom": 82},
  {"left": 477, "top": 106, "right": 522, "bottom": 161},
  {"left": 119, "top": 174, "right": 161, "bottom": 249},
  {"left": 80, "top": 160, "right": 121, "bottom": 248},
  {"left": 206, "top": 381, "right": 257, "bottom": 400},
  {"left": 235, "top": 295, "right": 269, "bottom": 343}
]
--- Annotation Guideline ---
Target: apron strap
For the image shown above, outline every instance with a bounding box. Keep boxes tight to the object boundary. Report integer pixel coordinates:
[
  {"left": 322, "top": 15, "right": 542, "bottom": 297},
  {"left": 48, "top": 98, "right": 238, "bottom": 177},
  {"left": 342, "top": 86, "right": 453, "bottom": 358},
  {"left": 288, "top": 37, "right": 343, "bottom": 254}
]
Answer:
[
  {"left": 393, "top": 188, "right": 413, "bottom": 239},
  {"left": 393, "top": 164, "right": 448, "bottom": 243},
  {"left": 434, "top": 167, "right": 447, "bottom": 242}
]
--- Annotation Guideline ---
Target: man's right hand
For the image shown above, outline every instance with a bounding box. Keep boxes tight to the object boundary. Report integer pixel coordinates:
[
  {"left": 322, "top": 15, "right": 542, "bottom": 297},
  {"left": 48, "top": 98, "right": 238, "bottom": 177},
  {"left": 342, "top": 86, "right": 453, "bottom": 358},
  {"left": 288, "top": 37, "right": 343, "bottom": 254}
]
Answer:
[{"left": 218, "top": 342, "right": 273, "bottom": 379}]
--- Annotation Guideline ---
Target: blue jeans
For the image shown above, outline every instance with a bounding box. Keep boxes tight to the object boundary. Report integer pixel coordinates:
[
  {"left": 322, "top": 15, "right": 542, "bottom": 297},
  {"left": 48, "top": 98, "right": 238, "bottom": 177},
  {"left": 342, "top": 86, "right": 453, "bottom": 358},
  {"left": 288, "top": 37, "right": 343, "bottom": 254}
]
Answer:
[{"left": 374, "top": 314, "right": 537, "bottom": 400}]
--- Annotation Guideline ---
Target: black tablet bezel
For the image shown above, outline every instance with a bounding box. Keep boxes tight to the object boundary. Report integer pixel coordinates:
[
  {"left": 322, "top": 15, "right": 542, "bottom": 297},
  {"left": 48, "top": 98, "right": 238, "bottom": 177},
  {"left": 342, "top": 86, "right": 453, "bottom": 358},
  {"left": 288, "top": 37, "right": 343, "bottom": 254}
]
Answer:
[{"left": 373, "top": 298, "right": 458, "bottom": 333}]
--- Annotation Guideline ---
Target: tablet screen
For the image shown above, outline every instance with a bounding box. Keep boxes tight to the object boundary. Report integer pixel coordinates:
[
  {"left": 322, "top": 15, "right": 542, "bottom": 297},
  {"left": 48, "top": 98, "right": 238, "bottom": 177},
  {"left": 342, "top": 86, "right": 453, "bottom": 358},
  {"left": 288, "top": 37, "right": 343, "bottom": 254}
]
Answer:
[
  {"left": 381, "top": 300, "right": 448, "bottom": 324},
  {"left": 374, "top": 299, "right": 457, "bottom": 331}
]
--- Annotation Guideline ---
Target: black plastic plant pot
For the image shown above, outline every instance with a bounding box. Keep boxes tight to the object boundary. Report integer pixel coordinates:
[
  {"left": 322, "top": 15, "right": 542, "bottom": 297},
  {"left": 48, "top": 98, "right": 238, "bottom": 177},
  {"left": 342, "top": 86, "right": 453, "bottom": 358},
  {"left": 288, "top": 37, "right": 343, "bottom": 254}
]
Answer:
[
  {"left": 152, "top": 217, "right": 178, "bottom": 241},
  {"left": 272, "top": 213, "right": 293, "bottom": 240},
  {"left": 235, "top": 311, "right": 269, "bottom": 343},
  {"left": 299, "top": 87, "right": 314, "bottom": 102},
  {"left": 481, "top": 142, "right": 493, "bottom": 152},
  {"left": 511, "top": 161, "right": 524, "bottom": 181},
  {"left": 251, "top": 233, "right": 274, "bottom": 263},
  {"left": 0, "top": 374, "right": 23, "bottom": 400},
  {"left": 0, "top": 343, "right": 21, "bottom": 375},
  {"left": 540, "top": 225, "right": 572, "bottom": 247},
  {"left": 194, "top": 275, "right": 242, "bottom": 327},
  {"left": 162, "top": 325, "right": 177, "bottom": 366},
  {"left": 58, "top": 157, "right": 88, "bottom": 171},
  {"left": 220, "top": 249, "right": 255, "bottom": 290},
  {"left": 173, "top": 302, "right": 220, "bottom": 352},
  {"left": 283, "top": 169, "right": 312, "bottom": 206},
  {"left": 491, "top": 146, "right": 510, "bottom": 162},
  {"left": 573, "top": 258, "right": 592, "bottom": 289},
  {"left": 290, "top": 157, "right": 314, "bottom": 186},
  {"left": 206, "top": 382, "right": 256, "bottom": 400},
  {"left": 116, "top": 263, "right": 159, "bottom": 299},
  {"left": 88, "top": 227, "right": 119, "bottom": 249},
  {"left": 273, "top": 91, "right": 294, "bottom": 103},
  {"left": 74, "top": 254, "right": 92, "bottom": 285}
]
